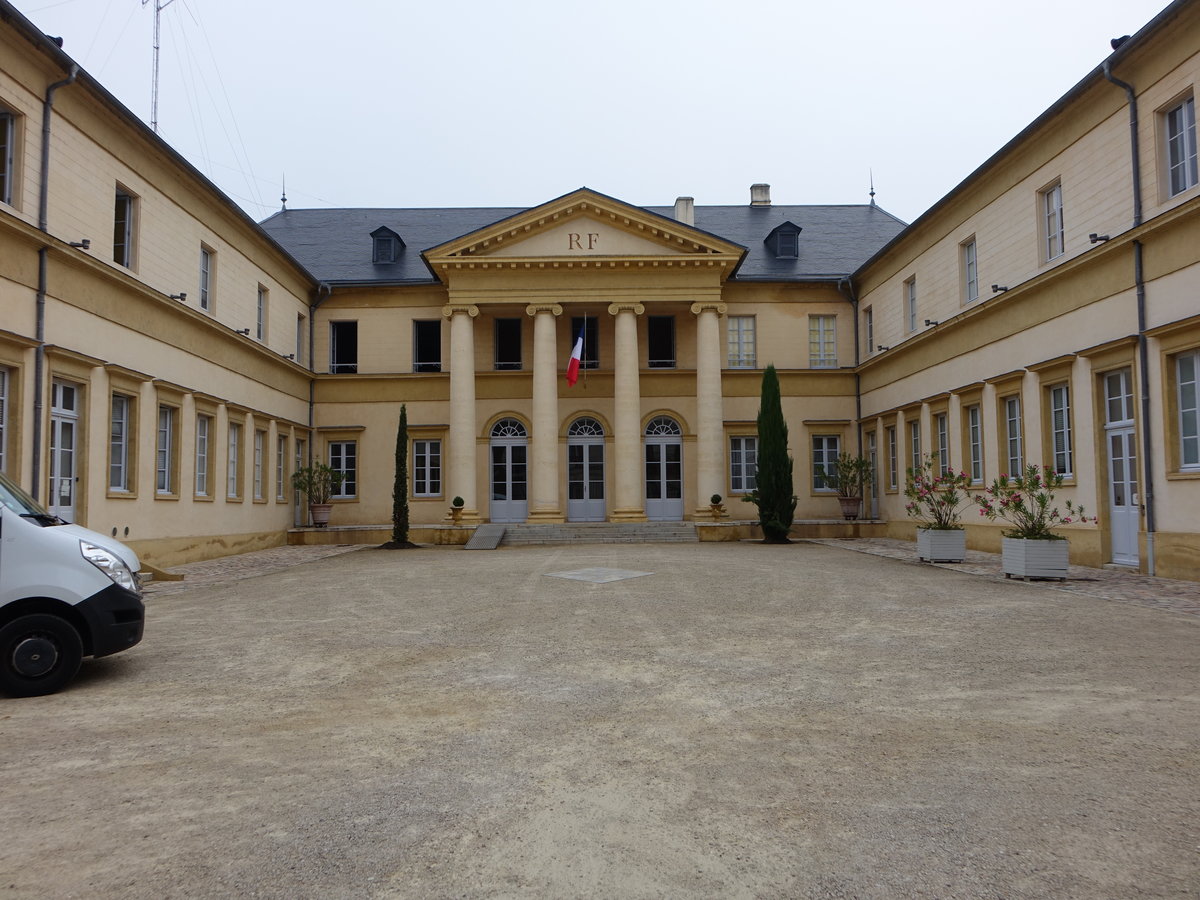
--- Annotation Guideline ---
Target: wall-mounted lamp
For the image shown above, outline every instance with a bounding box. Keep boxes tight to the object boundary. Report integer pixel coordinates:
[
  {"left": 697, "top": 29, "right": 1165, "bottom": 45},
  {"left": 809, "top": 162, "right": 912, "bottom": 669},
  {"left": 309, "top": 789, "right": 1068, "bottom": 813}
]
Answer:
[
  {"left": 924, "top": 319, "right": 939, "bottom": 327},
  {"left": 170, "top": 292, "right": 187, "bottom": 302},
  {"left": 876, "top": 345, "right": 890, "bottom": 352},
  {"left": 991, "top": 284, "right": 1009, "bottom": 293},
  {"left": 235, "top": 328, "right": 250, "bottom": 335},
  {"left": 283, "top": 353, "right": 295, "bottom": 360},
  {"left": 69, "top": 239, "right": 91, "bottom": 250},
  {"left": 1089, "top": 233, "right": 1111, "bottom": 243}
]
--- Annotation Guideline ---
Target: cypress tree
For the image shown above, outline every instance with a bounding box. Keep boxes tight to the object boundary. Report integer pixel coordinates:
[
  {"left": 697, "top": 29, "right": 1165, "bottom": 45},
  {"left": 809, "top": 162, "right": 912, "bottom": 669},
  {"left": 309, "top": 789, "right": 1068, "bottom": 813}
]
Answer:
[
  {"left": 390, "top": 404, "right": 411, "bottom": 545},
  {"left": 747, "top": 364, "right": 797, "bottom": 543}
]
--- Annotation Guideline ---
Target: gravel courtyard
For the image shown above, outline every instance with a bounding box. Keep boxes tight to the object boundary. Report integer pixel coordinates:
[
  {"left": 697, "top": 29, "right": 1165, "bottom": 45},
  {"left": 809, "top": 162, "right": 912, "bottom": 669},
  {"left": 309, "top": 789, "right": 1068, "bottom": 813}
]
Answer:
[{"left": 2, "top": 541, "right": 1198, "bottom": 898}]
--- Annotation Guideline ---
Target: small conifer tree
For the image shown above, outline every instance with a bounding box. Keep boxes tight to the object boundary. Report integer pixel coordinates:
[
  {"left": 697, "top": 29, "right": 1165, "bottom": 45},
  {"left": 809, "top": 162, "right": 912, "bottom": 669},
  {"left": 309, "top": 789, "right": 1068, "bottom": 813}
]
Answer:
[
  {"left": 391, "top": 405, "right": 410, "bottom": 544},
  {"left": 743, "top": 364, "right": 797, "bottom": 543}
]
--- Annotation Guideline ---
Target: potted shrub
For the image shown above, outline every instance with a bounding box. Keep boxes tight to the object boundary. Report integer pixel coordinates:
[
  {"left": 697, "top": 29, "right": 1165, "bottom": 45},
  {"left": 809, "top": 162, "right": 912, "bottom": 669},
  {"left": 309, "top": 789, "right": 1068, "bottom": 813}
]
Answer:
[
  {"left": 709, "top": 493, "right": 726, "bottom": 520},
  {"left": 291, "top": 463, "right": 346, "bottom": 527},
  {"left": 904, "top": 454, "right": 972, "bottom": 562},
  {"left": 448, "top": 495, "right": 465, "bottom": 524},
  {"left": 975, "top": 464, "right": 1096, "bottom": 580},
  {"left": 821, "top": 453, "right": 873, "bottom": 520}
]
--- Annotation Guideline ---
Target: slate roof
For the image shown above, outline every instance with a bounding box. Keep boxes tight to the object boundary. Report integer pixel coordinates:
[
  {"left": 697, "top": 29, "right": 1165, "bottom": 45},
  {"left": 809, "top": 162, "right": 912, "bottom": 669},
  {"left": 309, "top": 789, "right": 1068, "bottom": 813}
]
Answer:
[{"left": 258, "top": 199, "right": 906, "bottom": 286}]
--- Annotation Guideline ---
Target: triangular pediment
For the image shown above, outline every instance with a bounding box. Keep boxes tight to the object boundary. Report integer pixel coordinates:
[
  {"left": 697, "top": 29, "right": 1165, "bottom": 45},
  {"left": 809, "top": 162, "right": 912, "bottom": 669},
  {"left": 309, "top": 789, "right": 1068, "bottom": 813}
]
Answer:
[{"left": 423, "top": 188, "right": 746, "bottom": 266}]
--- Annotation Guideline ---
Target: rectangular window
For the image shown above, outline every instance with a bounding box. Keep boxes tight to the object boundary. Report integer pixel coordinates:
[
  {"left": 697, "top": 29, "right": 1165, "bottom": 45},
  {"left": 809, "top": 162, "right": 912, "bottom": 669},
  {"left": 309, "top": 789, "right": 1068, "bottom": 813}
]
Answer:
[
  {"left": 1004, "top": 396, "right": 1024, "bottom": 476},
  {"left": 156, "top": 405, "right": 175, "bottom": 494},
  {"left": 276, "top": 434, "right": 287, "bottom": 500},
  {"left": 227, "top": 421, "right": 242, "bottom": 498},
  {"left": 329, "top": 441, "right": 357, "bottom": 498},
  {"left": 962, "top": 238, "right": 978, "bottom": 304},
  {"left": 808, "top": 315, "right": 837, "bottom": 368},
  {"left": 294, "top": 438, "right": 305, "bottom": 505},
  {"left": 727, "top": 316, "right": 756, "bottom": 368},
  {"left": 0, "top": 109, "right": 13, "bottom": 206},
  {"left": 936, "top": 413, "right": 949, "bottom": 474},
  {"left": 729, "top": 436, "right": 758, "bottom": 493},
  {"left": 909, "top": 420, "right": 921, "bottom": 476},
  {"left": 296, "top": 314, "right": 306, "bottom": 364},
  {"left": 413, "top": 320, "right": 442, "bottom": 372},
  {"left": 569, "top": 315, "right": 599, "bottom": 369},
  {"left": 1166, "top": 95, "right": 1198, "bottom": 197},
  {"left": 905, "top": 277, "right": 917, "bottom": 332},
  {"left": 966, "top": 405, "right": 983, "bottom": 483},
  {"left": 812, "top": 435, "right": 840, "bottom": 491},
  {"left": 0, "top": 367, "right": 7, "bottom": 472},
  {"left": 1050, "top": 383, "right": 1073, "bottom": 476},
  {"left": 1177, "top": 352, "right": 1199, "bottom": 469},
  {"left": 199, "top": 245, "right": 214, "bottom": 311},
  {"left": 647, "top": 315, "right": 675, "bottom": 368},
  {"left": 413, "top": 439, "right": 442, "bottom": 497},
  {"left": 109, "top": 394, "right": 132, "bottom": 492},
  {"left": 1042, "top": 182, "right": 1064, "bottom": 261},
  {"left": 886, "top": 425, "right": 898, "bottom": 490},
  {"left": 253, "top": 429, "right": 265, "bottom": 500},
  {"left": 864, "top": 307, "right": 874, "bottom": 356},
  {"left": 256, "top": 286, "right": 267, "bottom": 341},
  {"left": 494, "top": 318, "right": 522, "bottom": 370},
  {"left": 195, "top": 414, "right": 211, "bottom": 496},
  {"left": 113, "top": 188, "right": 134, "bottom": 268},
  {"left": 330, "top": 321, "right": 358, "bottom": 373}
]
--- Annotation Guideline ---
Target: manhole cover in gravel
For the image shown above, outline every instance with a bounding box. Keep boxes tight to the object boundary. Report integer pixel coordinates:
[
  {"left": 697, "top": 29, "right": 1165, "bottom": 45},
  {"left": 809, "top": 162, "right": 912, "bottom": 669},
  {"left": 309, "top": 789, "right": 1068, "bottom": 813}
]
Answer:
[{"left": 545, "top": 567, "right": 653, "bottom": 584}]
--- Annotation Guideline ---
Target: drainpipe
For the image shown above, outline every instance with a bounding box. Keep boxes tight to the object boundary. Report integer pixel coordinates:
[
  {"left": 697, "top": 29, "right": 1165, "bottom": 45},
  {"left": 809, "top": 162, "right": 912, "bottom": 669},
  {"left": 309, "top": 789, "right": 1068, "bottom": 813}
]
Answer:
[
  {"left": 31, "top": 64, "right": 79, "bottom": 500},
  {"left": 1103, "top": 62, "right": 1155, "bottom": 574}
]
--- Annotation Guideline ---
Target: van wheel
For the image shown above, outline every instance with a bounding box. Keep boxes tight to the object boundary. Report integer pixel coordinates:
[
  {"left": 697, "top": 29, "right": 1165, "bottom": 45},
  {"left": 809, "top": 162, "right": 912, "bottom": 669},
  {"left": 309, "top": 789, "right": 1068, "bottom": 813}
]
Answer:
[{"left": 0, "top": 614, "right": 84, "bottom": 697}]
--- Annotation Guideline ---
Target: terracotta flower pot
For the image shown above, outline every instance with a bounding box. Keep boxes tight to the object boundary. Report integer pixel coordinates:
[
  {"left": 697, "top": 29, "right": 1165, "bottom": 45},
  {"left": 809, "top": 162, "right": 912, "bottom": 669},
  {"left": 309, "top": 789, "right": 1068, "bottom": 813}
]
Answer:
[
  {"left": 837, "top": 496, "right": 862, "bottom": 520},
  {"left": 308, "top": 503, "right": 332, "bottom": 527}
]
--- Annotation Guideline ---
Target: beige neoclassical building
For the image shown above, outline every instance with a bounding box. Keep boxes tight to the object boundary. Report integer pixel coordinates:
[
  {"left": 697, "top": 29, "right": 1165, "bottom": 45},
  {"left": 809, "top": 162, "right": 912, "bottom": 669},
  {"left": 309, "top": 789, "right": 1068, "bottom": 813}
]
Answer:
[{"left": 2, "top": 0, "right": 1199, "bottom": 579}]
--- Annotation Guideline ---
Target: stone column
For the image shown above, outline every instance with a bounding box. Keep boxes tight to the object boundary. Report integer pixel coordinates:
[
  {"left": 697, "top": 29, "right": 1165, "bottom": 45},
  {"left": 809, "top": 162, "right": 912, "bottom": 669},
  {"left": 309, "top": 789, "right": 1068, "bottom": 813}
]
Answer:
[
  {"left": 609, "top": 302, "right": 646, "bottom": 521},
  {"left": 443, "top": 304, "right": 480, "bottom": 523},
  {"left": 692, "top": 301, "right": 728, "bottom": 517},
  {"left": 526, "top": 303, "right": 564, "bottom": 523}
]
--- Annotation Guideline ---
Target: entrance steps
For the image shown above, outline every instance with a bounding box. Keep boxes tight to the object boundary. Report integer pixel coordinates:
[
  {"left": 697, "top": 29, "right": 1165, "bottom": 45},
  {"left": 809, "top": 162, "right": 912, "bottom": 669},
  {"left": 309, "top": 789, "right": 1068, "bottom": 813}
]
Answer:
[{"left": 499, "top": 521, "right": 699, "bottom": 546}]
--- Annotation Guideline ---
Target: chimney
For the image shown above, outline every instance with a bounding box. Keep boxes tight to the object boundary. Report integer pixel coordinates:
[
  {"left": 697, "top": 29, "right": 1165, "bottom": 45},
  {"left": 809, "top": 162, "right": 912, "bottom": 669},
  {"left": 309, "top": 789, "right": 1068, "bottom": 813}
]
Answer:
[
  {"left": 750, "top": 184, "right": 771, "bottom": 207},
  {"left": 673, "top": 196, "right": 695, "bottom": 226}
]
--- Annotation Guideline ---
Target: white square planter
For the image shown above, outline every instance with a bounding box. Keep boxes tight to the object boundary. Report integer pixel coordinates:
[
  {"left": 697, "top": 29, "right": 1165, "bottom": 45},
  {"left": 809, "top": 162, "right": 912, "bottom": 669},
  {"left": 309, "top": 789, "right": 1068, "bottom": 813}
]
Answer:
[
  {"left": 1001, "top": 537, "right": 1069, "bottom": 581},
  {"left": 917, "top": 528, "right": 966, "bottom": 563}
]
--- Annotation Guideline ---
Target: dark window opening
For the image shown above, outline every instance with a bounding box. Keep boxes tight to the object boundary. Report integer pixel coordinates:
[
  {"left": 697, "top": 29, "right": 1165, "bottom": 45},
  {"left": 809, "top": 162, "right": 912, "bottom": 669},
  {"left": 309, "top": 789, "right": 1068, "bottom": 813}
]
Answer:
[
  {"left": 570, "top": 315, "right": 599, "bottom": 369},
  {"left": 114, "top": 190, "right": 133, "bottom": 267},
  {"left": 648, "top": 316, "right": 675, "bottom": 368},
  {"left": 374, "top": 235, "right": 396, "bottom": 263},
  {"left": 777, "top": 230, "right": 799, "bottom": 258},
  {"left": 494, "top": 318, "right": 522, "bottom": 370},
  {"left": 414, "top": 320, "right": 441, "bottom": 372},
  {"left": 330, "top": 321, "right": 358, "bottom": 373}
]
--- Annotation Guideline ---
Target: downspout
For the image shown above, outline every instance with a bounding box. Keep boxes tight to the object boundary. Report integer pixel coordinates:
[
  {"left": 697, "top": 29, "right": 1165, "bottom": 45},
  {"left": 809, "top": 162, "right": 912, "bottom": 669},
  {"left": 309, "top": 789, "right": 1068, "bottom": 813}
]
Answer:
[
  {"left": 31, "top": 64, "right": 79, "bottom": 500},
  {"left": 1103, "top": 61, "right": 1155, "bottom": 574}
]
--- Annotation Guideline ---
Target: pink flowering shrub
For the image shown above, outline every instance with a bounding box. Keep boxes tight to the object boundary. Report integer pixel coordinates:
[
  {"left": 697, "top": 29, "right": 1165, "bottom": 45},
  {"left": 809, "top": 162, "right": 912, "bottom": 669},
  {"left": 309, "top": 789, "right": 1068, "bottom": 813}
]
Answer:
[
  {"left": 975, "top": 464, "right": 1096, "bottom": 540},
  {"left": 903, "top": 455, "right": 974, "bottom": 530}
]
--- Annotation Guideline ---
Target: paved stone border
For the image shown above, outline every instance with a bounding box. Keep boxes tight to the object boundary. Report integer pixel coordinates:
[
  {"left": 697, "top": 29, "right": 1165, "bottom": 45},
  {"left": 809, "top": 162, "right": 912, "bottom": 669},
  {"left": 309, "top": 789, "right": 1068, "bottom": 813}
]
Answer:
[{"left": 142, "top": 544, "right": 368, "bottom": 597}]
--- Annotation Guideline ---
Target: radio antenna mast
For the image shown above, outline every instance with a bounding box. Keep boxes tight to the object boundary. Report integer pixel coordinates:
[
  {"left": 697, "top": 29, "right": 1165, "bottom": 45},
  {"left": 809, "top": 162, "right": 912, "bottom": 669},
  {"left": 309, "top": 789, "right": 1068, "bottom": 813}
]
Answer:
[{"left": 142, "top": 0, "right": 177, "bottom": 133}]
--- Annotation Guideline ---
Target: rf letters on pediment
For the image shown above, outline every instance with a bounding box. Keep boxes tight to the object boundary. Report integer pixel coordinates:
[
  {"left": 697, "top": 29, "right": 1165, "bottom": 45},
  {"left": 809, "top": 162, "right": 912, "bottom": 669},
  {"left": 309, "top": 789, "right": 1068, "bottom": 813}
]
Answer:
[{"left": 483, "top": 219, "right": 692, "bottom": 258}]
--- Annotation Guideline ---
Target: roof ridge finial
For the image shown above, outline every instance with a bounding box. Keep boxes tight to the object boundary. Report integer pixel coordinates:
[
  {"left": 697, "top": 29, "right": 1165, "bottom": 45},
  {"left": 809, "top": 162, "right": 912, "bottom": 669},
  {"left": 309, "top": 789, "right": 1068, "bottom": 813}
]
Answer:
[
  {"left": 869, "top": 168, "right": 876, "bottom": 207},
  {"left": 281, "top": 174, "right": 287, "bottom": 212}
]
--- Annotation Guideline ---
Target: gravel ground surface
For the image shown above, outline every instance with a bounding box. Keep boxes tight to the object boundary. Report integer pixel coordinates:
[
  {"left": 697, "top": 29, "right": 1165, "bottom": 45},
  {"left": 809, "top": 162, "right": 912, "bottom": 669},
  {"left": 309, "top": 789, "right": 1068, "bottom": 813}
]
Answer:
[{"left": 2, "top": 541, "right": 1198, "bottom": 899}]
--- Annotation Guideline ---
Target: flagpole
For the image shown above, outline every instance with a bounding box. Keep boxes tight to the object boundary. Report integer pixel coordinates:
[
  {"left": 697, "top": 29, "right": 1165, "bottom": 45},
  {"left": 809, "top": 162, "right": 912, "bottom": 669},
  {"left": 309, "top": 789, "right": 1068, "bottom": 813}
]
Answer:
[{"left": 582, "top": 313, "right": 587, "bottom": 388}]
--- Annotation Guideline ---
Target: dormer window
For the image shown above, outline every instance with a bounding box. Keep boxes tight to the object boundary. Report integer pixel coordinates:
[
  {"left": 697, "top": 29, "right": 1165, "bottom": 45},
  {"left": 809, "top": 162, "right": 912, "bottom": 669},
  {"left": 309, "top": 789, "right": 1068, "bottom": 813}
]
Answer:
[
  {"left": 764, "top": 221, "right": 802, "bottom": 259},
  {"left": 371, "top": 226, "right": 404, "bottom": 264}
]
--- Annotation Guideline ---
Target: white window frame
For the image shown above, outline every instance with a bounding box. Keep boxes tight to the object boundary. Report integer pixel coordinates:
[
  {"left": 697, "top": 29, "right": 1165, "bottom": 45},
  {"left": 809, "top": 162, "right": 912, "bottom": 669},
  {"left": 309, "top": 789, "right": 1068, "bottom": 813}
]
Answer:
[
  {"left": 1004, "top": 396, "right": 1024, "bottom": 476},
  {"left": 296, "top": 314, "right": 306, "bottom": 365},
  {"left": 1166, "top": 95, "right": 1198, "bottom": 197},
  {"left": 1050, "top": 383, "right": 1073, "bottom": 477},
  {"left": 1178, "top": 351, "right": 1199, "bottom": 470},
  {"left": 329, "top": 441, "right": 357, "bottom": 499},
  {"left": 0, "top": 367, "right": 9, "bottom": 472},
  {"left": 905, "top": 277, "right": 917, "bottom": 333},
  {"left": 812, "top": 435, "right": 840, "bottom": 492},
  {"left": 729, "top": 435, "right": 758, "bottom": 494},
  {"left": 727, "top": 316, "right": 756, "bottom": 369},
  {"left": 199, "top": 245, "right": 214, "bottom": 311},
  {"left": 967, "top": 405, "right": 983, "bottom": 484},
  {"left": 0, "top": 109, "right": 13, "bottom": 206},
  {"left": 109, "top": 394, "right": 132, "bottom": 492},
  {"left": 276, "top": 434, "right": 288, "bottom": 500},
  {"left": 253, "top": 429, "right": 265, "bottom": 500},
  {"left": 114, "top": 187, "right": 134, "bottom": 268},
  {"left": 1042, "top": 182, "right": 1064, "bottom": 261},
  {"left": 886, "top": 425, "right": 897, "bottom": 491},
  {"left": 909, "top": 420, "right": 921, "bottom": 476},
  {"left": 195, "top": 414, "right": 211, "bottom": 496},
  {"left": 864, "top": 307, "right": 874, "bottom": 356},
  {"left": 156, "top": 405, "right": 175, "bottom": 495},
  {"left": 808, "top": 315, "right": 837, "bottom": 368},
  {"left": 413, "top": 439, "right": 442, "bottom": 497},
  {"left": 962, "top": 238, "right": 978, "bottom": 304},
  {"left": 936, "top": 413, "right": 949, "bottom": 475},
  {"left": 227, "top": 421, "right": 242, "bottom": 498},
  {"left": 256, "top": 286, "right": 267, "bottom": 341}
]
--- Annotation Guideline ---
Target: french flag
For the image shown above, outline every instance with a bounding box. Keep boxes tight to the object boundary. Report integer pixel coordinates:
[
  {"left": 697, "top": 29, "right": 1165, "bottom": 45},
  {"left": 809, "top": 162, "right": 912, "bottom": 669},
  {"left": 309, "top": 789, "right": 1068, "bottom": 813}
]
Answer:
[{"left": 566, "top": 332, "right": 583, "bottom": 387}]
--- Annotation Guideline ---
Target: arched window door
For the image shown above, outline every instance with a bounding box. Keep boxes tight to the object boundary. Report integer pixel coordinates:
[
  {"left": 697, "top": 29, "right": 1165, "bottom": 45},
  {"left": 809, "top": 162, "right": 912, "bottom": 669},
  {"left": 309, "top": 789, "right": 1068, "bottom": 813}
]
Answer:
[
  {"left": 567, "top": 417, "right": 606, "bottom": 522},
  {"left": 644, "top": 416, "right": 683, "bottom": 521},
  {"left": 489, "top": 418, "right": 528, "bottom": 523}
]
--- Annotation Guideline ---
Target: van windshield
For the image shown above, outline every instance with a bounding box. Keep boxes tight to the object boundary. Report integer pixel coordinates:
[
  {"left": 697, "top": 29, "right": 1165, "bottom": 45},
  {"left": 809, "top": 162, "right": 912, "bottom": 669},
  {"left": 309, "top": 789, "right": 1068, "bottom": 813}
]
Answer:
[{"left": 0, "top": 472, "right": 56, "bottom": 522}]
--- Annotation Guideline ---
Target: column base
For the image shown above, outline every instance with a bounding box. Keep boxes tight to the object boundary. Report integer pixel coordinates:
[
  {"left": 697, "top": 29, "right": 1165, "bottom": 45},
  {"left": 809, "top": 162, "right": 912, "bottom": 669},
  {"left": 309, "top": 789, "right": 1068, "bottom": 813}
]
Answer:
[
  {"left": 610, "top": 507, "right": 647, "bottom": 522},
  {"left": 527, "top": 508, "right": 565, "bottom": 524}
]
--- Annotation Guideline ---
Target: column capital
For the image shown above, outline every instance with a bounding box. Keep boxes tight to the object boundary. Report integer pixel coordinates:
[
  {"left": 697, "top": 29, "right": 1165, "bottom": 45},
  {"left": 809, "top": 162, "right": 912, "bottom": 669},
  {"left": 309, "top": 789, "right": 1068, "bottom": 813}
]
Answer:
[
  {"left": 607, "top": 302, "right": 645, "bottom": 316},
  {"left": 524, "top": 303, "right": 563, "bottom": 317},
  {"left": 442, "top": 304, "right": 479, "bottom": 319},
  {"left": 690, "top": 301, "right": 728, "bottom": 317}
]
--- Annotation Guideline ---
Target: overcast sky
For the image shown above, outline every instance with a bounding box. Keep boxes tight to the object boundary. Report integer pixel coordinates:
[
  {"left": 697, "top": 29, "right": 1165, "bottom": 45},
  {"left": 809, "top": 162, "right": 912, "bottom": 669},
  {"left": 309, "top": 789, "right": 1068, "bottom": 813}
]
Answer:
[{"left": 10, "top": 0, "right": 1173, "bottom": 224}]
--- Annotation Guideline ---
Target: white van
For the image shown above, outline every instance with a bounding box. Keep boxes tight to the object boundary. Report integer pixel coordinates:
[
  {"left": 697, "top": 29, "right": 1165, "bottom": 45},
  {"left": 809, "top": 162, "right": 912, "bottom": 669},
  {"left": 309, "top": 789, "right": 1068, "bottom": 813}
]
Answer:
[{"left": 0, "top": 472, "right": 144, "bottom": 697}]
